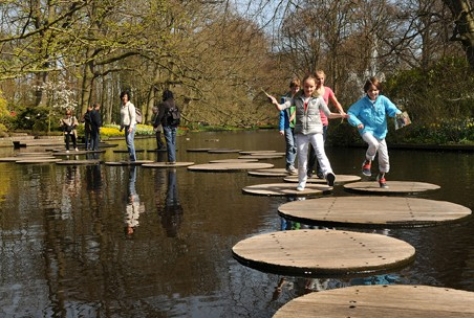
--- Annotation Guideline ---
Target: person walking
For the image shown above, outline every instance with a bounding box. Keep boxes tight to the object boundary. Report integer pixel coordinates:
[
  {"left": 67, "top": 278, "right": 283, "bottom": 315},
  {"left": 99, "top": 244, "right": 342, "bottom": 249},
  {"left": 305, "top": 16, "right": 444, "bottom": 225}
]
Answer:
[
  {"left": 60, "top": 109, "right": 79, "bottom": 153},
  {"left": 347, "top": 76, "right": 405, "bottom": 188},
  {"left": 152, "top": 106, "right": 166, "bottom": 151},
  {"left": 267, "top": 73, "right": 348, "bottom": 191},
  {"left": 82, "top": 105, "right": 93, "bottom": 150},
  {"left": 119, "top": 90, "right": 137, "bottom": 162},
  {"left": 157, "top": 89, "right": 179, "bottom": 164},
  {"left": 279, "top": 78, "right": 300, "bottom": 175},
  {"left": 90, "top": 103, "right": 102, "bottom": 151},
  {"left": 307, "top": 70, "right": 345, "bottom": 178}
]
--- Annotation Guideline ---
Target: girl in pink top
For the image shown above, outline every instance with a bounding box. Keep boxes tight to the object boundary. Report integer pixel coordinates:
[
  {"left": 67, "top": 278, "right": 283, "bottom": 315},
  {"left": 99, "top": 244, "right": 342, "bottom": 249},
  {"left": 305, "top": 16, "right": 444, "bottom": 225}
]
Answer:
[{"left": 308, "top": 70, "right": 345, "bottom": 178}]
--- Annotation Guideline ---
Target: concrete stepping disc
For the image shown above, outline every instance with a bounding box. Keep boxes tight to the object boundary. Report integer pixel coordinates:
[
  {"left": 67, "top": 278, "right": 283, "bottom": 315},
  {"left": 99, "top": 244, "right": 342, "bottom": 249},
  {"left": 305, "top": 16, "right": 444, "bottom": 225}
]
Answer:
[
  {"left": 188, "top": 162, "right": 274, "bottom": 171},
  {"left": 56, "top": 159, "right": 102, "bottom": 165},
  {"left": 240, "top": 150, "right": 277, "bottom": 155},
  {"left": 239, "top": 155, "right": 283, "bottom": 160},
  {"left": 113, "top": 149, "right": 146, "bottom": 153},
  {"left": 273, "top": 285, "right": 474, "bottom": 318},
  {"left": 0, "top": 156, "right": 56, "bottom": 162},
  {"left": 284, "top": 174, "right": 362, "bottom": 184},
  {"left": 278, "top": 196, "right": 471, "bottom": 228},
  {"left": 210, "top": 159, "right": 258, "bottom": 163},
  {"left": 207, "top": 148, "right": 241, "bottom": 154},
  {"left": 344, "top": 181, "right": 440, "bottom": 194},
  {"left": 242, "top": 183, "right": 330, "bottom": 196},
  {"left": 232, "top": 229, "right": 415, "bottom": 277},
  {"left": 248, "top": 168, "right": 291, "bottom": 177},
  {"left": 53, "top": 150, "right": 106, "bottom": 156},
  {"left": 104, "top": 160, "right": 154, "bottom": 166},
  {"left": 142, "top": 162, "right": 195, "bottom": 168},
  {"left": 16, "top": 158, "right": 63, "bottom": 164},
  {"left": 187, "top": 148, "right": 212, "bottom": 152}
]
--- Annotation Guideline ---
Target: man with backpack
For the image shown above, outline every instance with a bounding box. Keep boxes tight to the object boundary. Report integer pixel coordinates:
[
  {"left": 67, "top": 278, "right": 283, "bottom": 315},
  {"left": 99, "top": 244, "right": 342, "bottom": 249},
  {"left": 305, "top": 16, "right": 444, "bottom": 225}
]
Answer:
[{"left": 157, "top": 89, "right": 180, "bottom": 164}]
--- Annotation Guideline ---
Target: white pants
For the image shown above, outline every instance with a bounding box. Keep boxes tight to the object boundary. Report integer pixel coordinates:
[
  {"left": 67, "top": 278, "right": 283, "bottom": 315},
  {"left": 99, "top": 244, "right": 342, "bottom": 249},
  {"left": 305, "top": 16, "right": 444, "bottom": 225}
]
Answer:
[
  {"left": 296, "top": 133, "right": 333, "bottom": 186},
  {"left": 362, "top": 132, "right": 389, "bottom": 173}
]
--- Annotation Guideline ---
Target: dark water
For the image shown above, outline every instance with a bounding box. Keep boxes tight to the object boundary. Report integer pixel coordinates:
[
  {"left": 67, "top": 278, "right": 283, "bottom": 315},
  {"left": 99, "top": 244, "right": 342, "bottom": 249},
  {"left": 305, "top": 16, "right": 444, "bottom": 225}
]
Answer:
[{"left": 0, "top": 130, "right": 474, "bottom": 317}]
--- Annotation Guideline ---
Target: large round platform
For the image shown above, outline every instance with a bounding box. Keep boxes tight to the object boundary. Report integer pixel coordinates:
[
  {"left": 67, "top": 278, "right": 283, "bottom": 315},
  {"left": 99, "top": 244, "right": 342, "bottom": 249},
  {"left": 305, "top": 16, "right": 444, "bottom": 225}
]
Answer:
[
  {"left": 210, "top": 159, "right": 258, "bottom": 163},
  {"left": 239, "top": 150, "right": 278, "bottom": 155},
  {"left": 239, "top": 155, "right": 283, "bottom": 160},
  {"left": 207, "top": 148, "right": 241, "bottom": 154},
  {"left": 142, "top": 162, "right": 195, "bottom": 168},
  {"left": 0, "top": 156, "right": 56, "bottom": 162},
  {"left": 187, "top": 162, "right": 274, "bottom": 171},
  {"left": 232, "top": 229, "right": 415, "bottom": 277},
  {"left": 248, "top": 168, "right": 290, "bottom": 177},
  {"left": 242, "top": 183, "right": 330, "bottom": 196},
  {"left": 278, "top": 196, "right": 472, "bottom": 228},
  {"left": 56, "top": 159, "right": 102, "bottom": 165},
  {"left": 15, "top": 158, "right": 63, "bottom": 164},
  {"left": 284, "top": 174, "right": 361, "bottom": 184},
  {"left": 104, "top": 160, "right": 154, "bottom": 166},
  {"left": 344, "top": 181, "right": 440, "bottom": 194},
  {"left": 273, "top": 285, "right": 474, "bottom": 318},
  {"left": 53, "top": 150, "right": 106, "bottom": 156}
]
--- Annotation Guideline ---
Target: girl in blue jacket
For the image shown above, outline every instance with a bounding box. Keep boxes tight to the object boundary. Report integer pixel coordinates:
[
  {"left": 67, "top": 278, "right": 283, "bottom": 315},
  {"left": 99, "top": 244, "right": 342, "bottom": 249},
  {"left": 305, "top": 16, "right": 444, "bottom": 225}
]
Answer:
[{"left": 347, "top": 77, "right": 403, "bottom": 188}]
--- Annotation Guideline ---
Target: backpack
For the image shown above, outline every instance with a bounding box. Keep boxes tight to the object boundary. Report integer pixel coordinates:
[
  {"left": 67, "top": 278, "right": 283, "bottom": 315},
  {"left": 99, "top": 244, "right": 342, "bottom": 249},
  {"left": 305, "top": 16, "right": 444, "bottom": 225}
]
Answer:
[
  {"left": 167, "top": 106, "right": 180, "bottom": 127},
  {"left": 135, "top": 108, "right": 143, "bottom": 124}
]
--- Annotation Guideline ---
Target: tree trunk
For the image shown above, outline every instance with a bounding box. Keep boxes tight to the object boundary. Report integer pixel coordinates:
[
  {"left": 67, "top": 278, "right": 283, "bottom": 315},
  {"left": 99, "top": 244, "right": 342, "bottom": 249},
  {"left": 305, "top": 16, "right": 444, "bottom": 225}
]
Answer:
[{"left": 443, "top": 0, "right": 474, "bottom": 69}]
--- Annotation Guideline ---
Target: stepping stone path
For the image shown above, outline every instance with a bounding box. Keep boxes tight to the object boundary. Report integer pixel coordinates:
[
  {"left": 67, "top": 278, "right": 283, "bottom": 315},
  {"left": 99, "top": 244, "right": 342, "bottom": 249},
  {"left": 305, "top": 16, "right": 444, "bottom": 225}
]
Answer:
[
  {"left": 283, "top": 174, "right": 361, "bottom": 184},
  {"left": 243, "top": 183, "right": 331, "bottom": 196},
  {"left": 188, "top": 162, "right": 274, "bottom": 171},
  {"left": 232, "top": 229, "right": 415, "bottom": 277},
  {"left": 344, "top": 181, "right": 441, "bottom": 194}
]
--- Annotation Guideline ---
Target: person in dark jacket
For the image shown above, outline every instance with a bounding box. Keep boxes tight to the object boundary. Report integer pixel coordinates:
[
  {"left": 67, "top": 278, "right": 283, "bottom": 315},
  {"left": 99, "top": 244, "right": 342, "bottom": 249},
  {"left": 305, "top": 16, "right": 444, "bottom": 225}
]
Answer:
[
  {"left": 157, "top": 89, "right": 178, "bottom": 164},
  {"left": 152, "top": 106, "right": 165, "bottom": 151},
  {"left": 82, "top": 105, "right": 93, "bottom": 150},
  {"left": 90, "top": 103, "right": 102, "bottom": 151}
]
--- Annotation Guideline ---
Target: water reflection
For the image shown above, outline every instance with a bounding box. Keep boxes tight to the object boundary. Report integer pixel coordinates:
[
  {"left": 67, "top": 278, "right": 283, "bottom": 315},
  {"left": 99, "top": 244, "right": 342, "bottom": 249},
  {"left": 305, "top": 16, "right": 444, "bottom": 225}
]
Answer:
[
  {"left": 124, "top": 166, "right": 143, "bottom": 237},
  {"left": 159, "top": 168, "right": 183, "bottom": 237},
  {"left": 59, "top": 165, "right": 81, "bottom": 220}
]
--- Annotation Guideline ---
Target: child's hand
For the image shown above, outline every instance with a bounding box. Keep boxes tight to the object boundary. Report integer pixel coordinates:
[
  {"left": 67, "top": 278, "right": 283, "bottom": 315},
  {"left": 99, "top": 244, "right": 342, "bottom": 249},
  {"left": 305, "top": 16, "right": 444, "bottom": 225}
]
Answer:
[
  {"left": 267, "top": 95, "right": 278, "bottom": 105},
  {"left": 357, "top": 123, "right": 364, "bottom": 129}
]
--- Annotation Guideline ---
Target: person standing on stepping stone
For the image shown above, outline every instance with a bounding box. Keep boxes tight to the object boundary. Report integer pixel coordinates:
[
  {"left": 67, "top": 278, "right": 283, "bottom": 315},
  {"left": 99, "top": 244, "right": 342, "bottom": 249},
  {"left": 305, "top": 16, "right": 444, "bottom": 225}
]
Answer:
[
  {"left": 266, "top": 73, "right": 348, "bottom": 191},
  {"left": 279, "top": 78, "right": 300, "bottom": 176},
  {"left": 119, "top": 90, "right": 137, "bottom": 162},
  {"left": 347, "top": 76, "right": 406, "bottom": 188},
  {"left": 157, "top": 89, "right": 179, "bottom": 164}
]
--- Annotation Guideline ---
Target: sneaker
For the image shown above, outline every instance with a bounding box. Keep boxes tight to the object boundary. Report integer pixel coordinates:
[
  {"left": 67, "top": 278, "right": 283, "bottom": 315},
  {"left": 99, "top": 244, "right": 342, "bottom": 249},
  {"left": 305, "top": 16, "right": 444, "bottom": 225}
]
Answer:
[
  {"left": 66, "top": 150, "right": 70, "bottom": 153},
  {"left": 287, "top": 165, "right": 297, "bottom": 175},
  {"left": 326, "top": 172, "right": 335, "bottom": 187},
  {"left": 74, "top": 148, "right": 79, "bottom": 152},
  {"left": 296, "top": 182, "right": 305, "bottom": 191},
  {"left": 362, "top": 160, "right": 372, "bottom": 176},
  {"left": 378, "top": 174, "right": 388, "bottom": 188}
]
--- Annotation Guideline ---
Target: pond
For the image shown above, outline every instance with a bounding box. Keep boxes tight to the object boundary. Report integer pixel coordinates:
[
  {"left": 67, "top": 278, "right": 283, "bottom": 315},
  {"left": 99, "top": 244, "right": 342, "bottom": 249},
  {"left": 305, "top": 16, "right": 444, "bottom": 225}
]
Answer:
[{"left": 0, "top": 130, "right": 474, "bottom": 317}]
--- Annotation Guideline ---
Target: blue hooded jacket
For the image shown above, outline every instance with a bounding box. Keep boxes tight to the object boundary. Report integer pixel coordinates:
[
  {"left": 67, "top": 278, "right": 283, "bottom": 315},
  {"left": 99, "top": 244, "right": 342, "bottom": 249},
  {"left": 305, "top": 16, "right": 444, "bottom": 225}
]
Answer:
[{"left": 347, "top": 94, "right": 401, "bottom": 140}]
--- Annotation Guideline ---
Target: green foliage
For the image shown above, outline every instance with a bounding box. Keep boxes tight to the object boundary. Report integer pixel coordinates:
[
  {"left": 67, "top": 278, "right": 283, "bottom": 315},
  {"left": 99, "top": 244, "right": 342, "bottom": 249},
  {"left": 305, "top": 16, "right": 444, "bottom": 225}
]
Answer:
[{"left": 13, "top": 106, "right": 54, "bottom": 132}]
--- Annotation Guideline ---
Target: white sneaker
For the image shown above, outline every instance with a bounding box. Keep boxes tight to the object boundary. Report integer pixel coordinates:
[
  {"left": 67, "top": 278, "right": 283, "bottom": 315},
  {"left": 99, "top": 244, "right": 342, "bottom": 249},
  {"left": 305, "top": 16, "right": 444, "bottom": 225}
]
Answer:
[
  {"left": 74, "top": 148, "right": 79, "bottom": 152},
  {"left": 296, "top": 182, "right": 305, "bottom": 191},
  {"left": 287, "top": 165, "right": 297, "bottom": 175},
  {"left": 66, "top": 150, "right": 70, "bottom": 153}
]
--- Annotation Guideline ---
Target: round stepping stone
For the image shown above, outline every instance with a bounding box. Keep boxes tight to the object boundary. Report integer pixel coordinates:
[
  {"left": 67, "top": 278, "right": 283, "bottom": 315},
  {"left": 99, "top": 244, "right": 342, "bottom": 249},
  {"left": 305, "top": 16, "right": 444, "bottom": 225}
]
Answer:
[
  {"left": 53, "top": 150, "right": 106, "bottom": 156},
  {"left": 278, "top": 196, "right": 471, "bottom": 228},
  {"left": 104, "top": 160, "right": 154, "bottom": 166},
  {"left": 239, "top": 155, "right": 283, "bottom": 160},
  {"left": 56, "top": 159, "right": 102, "bottom": 165},
  {"left": 232, "top": 229, "right": 415, "bottom": 277},
  {"left": 284, "top": 174, "right": 362, "bottom": 184},
  {"left": 187, "top": 148, "right": 212, "bottom": 152},
  {"left": 207, "top": 148, "right": 241, "bottom": 154},
  {"left": 113, "top": 149, "right": 146, "bottom": 153},
  {"left": 240, "top": 150, "right": 277, "bottom": 155},
  {"left": 210, "top": 159, "right": 258, "bottom": 163},
  {"left": 344, "top": 181, "right": 440, "bottom": 194},
  {"left": 16, "top": 158, "right": 63, "bottom": 164},
  {"left": 248, "top": 168, "right": 290, "bottom": 177},
  {"left": 142, "top": 162, "right": 195, "bottom": 168},
  {"left": 273, "top": 285, "right": 474, "bottom": 318},
  {"left": 242, "top": 183, "right": 330, "bottom": 196},
  {"left": 0, "top": 156, "right": 56, "bottom": 162},
  {"left": 188, "top": 162, "right": 274, "bottom": 171},
  {"left": 16, "top": 152, "right": 53, "bottom": 157}
]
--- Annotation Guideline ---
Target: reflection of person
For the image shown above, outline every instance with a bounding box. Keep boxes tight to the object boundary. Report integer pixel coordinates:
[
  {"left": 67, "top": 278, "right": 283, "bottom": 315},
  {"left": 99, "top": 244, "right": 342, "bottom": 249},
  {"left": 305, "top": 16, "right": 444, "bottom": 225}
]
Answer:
[
  {"left": 267, "top": 73, "right": 348, "bottom": 191},
  {"left": 82, "top": 105, "right": 93, "bottom": 150},
  {"left": 279, "top": 78, "right": 300, "bottom": 175},
  {"left": 307, "top": 70, "right": 345, "bottom": 178},
  {"left": 152, "top": 106, "right": 165, "bottom": 151},
  {"left": 60, "top": 109, "right": 79, "bottom": 152},
  {"left": 90, "top": 103, "right": 102, "bottom": 152},
  {"left": 119, "top": 90, "right": 137, "bottom": 162},
  {"left": 124, "top": 166, "right": 141, "bottom": 236},
  {"left": 157, "top": 89, "right": 178, "bottom": 164},
  {"left": 159, "top": 168, "right": 183, "bottom": 237},
  {"left": 347, "top": 76, "right": 404, "bottom": 188}
]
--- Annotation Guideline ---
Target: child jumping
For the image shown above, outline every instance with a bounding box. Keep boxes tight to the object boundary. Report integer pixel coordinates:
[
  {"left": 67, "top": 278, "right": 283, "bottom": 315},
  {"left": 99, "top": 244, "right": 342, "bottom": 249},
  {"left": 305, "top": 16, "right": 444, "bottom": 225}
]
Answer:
[
  {"left": 267, "top": 73, "right": 348, "bottom": 191},
  {"left": 347, "top": 76, "right": 405, "bottom": 188}
]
